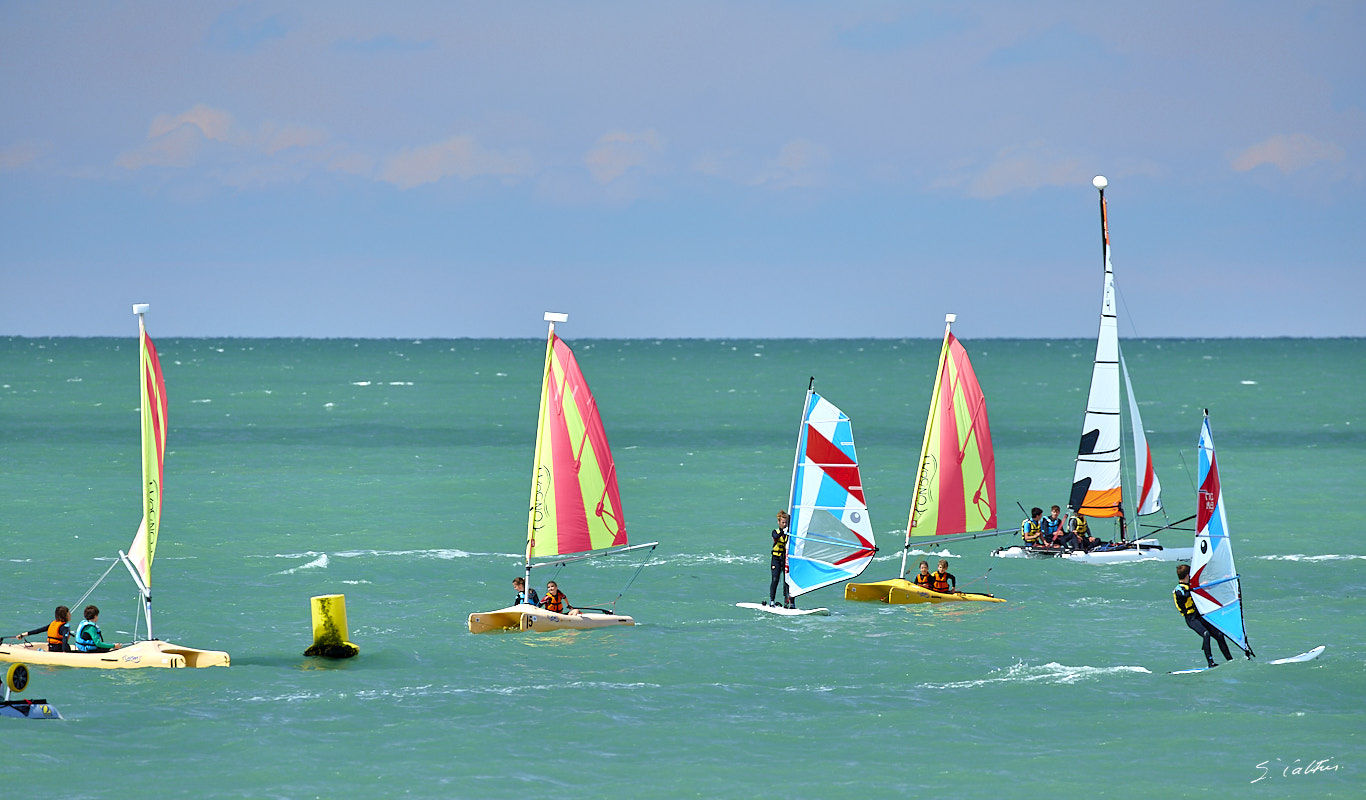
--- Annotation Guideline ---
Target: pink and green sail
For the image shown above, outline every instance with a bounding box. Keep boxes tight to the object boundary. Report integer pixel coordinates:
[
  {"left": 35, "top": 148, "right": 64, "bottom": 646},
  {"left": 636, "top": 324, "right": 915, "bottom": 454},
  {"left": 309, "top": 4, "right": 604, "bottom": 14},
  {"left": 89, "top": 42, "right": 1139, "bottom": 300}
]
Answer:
[
  {"left": 126, "top": 312, "right": 167, "bottom": 590},
  {"left": 525, "top": 331, "right": 628, "bottom": 560},
  {"left": 906, "top": 326, "right": 997, "bottom": 540}
]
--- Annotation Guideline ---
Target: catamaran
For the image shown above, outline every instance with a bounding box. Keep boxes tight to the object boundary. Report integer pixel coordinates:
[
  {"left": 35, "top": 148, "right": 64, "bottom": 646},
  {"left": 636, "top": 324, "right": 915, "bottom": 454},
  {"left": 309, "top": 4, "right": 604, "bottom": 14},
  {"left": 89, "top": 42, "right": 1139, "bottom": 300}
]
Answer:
[
  {"left": 0, "top": 305, "right": 230, "bottom": 669},
  {"left": 1170, "top": 412, "right": 1323, "bottom": 673},
  {"left": 738, "top": 381, "right": 876, "bottom": 616},
  {"left": 468, "top": 313, "right": 657, "bottom": 633},
  {"left": 993, "top": 176, "right": 1192, "bottom": 563},
  {"left": 845, "top": 315, "right": 1005, "bottom": 604}
]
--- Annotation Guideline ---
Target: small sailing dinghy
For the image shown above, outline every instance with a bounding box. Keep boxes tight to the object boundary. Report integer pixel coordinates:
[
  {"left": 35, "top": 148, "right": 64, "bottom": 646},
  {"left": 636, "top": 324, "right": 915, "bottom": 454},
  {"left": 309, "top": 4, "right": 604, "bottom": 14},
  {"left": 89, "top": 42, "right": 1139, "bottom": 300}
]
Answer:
[
  {"left": 739, "top": 381, "right": 875, "bottom": 617},
  {"left": 2, "top": 664, "right": 60, "bottom": 720},
  {"left": 1170, "top": 412, "right": 1323, "bottom": 674},
  {"left": 993, "top": 176, "right": 1191, "bottom": 564},
  {"left": 0, "top": 305, "right": 229, "bottom": 669},
  {"left": 845, "top": 315, "right": 1005, "bottom": 604},
  {"left": 468, "top": 313, "right": 657, "bottom": 634}
]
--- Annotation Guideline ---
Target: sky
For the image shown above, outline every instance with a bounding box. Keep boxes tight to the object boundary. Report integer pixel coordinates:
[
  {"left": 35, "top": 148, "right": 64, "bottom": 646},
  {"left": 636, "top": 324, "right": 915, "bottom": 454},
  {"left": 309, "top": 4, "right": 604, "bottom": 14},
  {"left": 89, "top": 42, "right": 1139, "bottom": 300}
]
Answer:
[{"left": 1, "top": 1, "right": 1362, "bottom": 338}]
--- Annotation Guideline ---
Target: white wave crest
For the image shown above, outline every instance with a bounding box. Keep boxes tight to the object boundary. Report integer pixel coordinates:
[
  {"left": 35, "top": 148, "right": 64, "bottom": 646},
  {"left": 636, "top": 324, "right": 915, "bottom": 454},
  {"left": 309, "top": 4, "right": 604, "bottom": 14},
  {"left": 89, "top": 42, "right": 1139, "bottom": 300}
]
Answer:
[
  {"left": 1256, "top": 554, "right": 1366, "bottom": 562},
  {"left": 275, "top": 553, "right": 329, "bottom": 575},
  {"left": 922, "top": 661, "right": 1151, "bottom": 690}
]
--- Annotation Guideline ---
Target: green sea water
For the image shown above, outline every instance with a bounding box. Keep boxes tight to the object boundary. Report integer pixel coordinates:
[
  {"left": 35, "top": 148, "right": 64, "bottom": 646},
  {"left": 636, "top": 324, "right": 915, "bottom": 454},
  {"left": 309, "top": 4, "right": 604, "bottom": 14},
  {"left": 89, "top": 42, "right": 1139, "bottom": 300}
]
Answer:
[{"left": 2, "top": 336, "right": 1363, "bottom": 799}]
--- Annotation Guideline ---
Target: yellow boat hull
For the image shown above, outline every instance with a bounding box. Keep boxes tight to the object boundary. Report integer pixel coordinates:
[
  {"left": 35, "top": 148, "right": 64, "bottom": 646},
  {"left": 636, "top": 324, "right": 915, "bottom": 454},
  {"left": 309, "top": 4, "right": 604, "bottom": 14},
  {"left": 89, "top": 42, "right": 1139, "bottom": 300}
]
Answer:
[
  {"left": 468, "top": 604, "right": 636, "bottom": 634},
  {"left": 0, "top": 639, "right": 230, "bottom": 669},
  {"left": 845, "top": 578, "right": 1005, "bottom": 604}
]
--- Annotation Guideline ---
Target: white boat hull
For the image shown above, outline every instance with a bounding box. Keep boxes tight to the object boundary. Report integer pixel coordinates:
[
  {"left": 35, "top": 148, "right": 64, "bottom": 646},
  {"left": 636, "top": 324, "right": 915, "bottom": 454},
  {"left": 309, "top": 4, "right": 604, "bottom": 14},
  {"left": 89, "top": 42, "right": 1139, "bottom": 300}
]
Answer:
[
  {"left": 992, "top": 538, "right": 1191, "bottom": 563},
  {"left": 468, "top": 604, "right": 636, "bottom": 634},
  {"left": 0, "top": 639, "right": 230, "bottom": 669}
]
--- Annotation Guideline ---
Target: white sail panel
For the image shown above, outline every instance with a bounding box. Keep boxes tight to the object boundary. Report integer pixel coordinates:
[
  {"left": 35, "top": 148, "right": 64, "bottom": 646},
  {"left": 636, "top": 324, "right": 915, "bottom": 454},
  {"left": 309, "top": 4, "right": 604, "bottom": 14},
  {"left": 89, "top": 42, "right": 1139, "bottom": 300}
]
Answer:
[
  {"left": 1191, "top": 414, "right": 1249, "bottom": 653},
  {"left": 786, "top": 392, "right": 876, "bottom": 596},
  {"left": 1121, "top": 349, "right": 1162, "bottom": 516}
]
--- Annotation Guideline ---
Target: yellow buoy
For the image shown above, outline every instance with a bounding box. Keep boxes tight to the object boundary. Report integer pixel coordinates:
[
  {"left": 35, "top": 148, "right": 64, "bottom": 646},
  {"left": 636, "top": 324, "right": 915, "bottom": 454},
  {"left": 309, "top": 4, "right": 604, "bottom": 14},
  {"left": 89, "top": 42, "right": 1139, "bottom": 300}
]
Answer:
[{"left": 303, "top": 594, "right": 359, "bottom": 658}]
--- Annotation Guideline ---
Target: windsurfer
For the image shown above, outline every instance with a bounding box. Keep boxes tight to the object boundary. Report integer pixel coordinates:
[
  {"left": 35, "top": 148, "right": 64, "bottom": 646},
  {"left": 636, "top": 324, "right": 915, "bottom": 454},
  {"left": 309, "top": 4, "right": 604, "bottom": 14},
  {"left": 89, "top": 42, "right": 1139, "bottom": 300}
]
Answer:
[
  {"left": 1173, "top": 564, "right": 1240, "bottom": 667},
  {"left": 768, "top": 511, "right": 792, "bottom": 607},
  {"left": 512, "top": 577, "right": 539, "bottom": 607},
  {"left": 15, "top": 605, "right": 72, "bottom": 652},
  {"left": 71, "top": 606, "right": 122, "bottom": 653}
]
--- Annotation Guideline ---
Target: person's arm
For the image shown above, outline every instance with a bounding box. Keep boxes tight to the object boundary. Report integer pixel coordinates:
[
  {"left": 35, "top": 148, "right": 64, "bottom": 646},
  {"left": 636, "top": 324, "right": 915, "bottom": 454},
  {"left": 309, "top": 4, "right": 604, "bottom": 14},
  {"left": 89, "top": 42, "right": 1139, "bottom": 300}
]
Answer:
[
  {"left": 86, "top": 627, "right": 119, "bottom": 650},
  {"left": 17, "top": 624, "right": 48, "bottom": 638},
  {"left": 947, "top": 572, "right": 957, "bottom": 590}
]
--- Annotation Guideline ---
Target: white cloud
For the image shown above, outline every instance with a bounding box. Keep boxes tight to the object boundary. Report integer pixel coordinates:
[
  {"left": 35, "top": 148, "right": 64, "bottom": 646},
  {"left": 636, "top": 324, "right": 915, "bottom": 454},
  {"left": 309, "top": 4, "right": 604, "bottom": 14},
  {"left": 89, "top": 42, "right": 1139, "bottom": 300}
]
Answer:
[
  {"left": 116, "top": 124, "right": 208, "bottom": 170},
  {"left": 583, "top": 130, "right": 663, "bottom": 184},
  {"left": 148, "top": 104, "right": 235, "bottom": 142},
  {"left": 0, "top": 140, "right": 50, "bottom": 170},
  {"left": 931, "top": 143, "right": 1092, "bottom": 198},
  {"left": 1231, "top": 133, "right": 1345, "bottom": 174},
  {"left": 379, "top": 136, "right": 533, "bottom": 189},
  {"left": 693, "top": 139, "right": 829, "bottom": 189}
]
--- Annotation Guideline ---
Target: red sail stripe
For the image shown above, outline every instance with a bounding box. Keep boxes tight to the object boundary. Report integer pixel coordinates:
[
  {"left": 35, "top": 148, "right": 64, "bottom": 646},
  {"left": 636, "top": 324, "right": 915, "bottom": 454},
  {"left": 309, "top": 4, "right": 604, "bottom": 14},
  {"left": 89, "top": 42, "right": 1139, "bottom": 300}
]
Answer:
[
  {"left": 803, "top": 424, "right": 865, "bottom": 505},
  {"left": 552, "top": 337, "right": 627, "bottom": 547}
]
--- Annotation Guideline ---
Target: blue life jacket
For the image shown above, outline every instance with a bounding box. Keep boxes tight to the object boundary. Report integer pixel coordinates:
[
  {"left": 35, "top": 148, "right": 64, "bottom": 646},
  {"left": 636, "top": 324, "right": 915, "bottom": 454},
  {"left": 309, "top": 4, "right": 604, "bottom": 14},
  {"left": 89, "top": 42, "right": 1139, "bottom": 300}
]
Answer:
[{"left": 72, "top": 619, "right": 102, "bottom": 652}]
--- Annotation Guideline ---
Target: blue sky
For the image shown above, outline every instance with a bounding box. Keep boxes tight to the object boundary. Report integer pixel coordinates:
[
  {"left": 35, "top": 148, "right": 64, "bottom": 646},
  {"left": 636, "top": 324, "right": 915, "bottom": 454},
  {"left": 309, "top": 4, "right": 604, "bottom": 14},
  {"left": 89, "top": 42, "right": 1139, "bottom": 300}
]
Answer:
[{"left": 2, "top": 1, "right": 1362, "bottom": 338}]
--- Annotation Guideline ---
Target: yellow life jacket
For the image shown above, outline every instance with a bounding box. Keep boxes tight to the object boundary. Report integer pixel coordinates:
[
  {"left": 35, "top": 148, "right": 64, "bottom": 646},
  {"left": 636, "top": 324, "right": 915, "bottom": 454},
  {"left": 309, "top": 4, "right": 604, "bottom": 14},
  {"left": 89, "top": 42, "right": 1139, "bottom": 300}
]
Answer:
[
  {"left": 1021, "top": 518, "right": 1043, "bottom": 542},
  {"left": 1174, "top": 582, "right": 1197, "bottom": 617},
  {"left": 1073, "top": 516, "right": 1089, "bottom": 535},
  {"left": 930, "top": 571, "right": 953, "bottom": 592},
  {"left": 771, "top": 530, "right": 789, "bottom": 558}
]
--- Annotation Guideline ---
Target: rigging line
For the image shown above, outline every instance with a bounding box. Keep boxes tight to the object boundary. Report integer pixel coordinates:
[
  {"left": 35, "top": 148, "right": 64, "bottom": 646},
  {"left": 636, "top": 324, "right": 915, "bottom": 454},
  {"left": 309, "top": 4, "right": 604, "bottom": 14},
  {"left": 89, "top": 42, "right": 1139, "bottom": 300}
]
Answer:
[
  {"left": 603, "top": 543, "right": 658, "bottom": 611},
  {"left": 1177, "top": 449, "right": 1198, "bottom": 494},
  {"left": 71, "top": 558, "right": 123, "bottom": 611}
]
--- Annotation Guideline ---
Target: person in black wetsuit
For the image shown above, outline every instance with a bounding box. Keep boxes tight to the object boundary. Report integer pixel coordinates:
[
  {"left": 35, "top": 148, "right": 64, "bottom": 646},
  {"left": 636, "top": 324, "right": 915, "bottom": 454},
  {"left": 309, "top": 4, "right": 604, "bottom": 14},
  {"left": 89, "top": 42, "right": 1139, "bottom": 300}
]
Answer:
[
  {"left": 929, "top": 559, "right": 957, "bottom": 593},
  {"left": 15, "top": 605, "right": 71, "bottom": 652},
  {"left": 768, "top": 511, "right": 791, "bottom": 607},
  {"left": 512, "top": 577, "right": 539, "bottom": 607},
  {"left": 1173, "top": 563, "right": 1243, "bottom": 667}
]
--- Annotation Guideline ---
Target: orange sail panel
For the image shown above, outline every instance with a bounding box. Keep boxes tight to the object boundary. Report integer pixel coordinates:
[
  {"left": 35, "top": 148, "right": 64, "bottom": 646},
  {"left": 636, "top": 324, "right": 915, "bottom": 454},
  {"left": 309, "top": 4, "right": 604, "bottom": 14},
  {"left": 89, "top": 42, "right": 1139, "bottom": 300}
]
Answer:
[
  {"left": 908, "top": 331, "right": 997, "bottom": 537},
  {"left": 127, "top": 317, "right": 167, "bottom": 588},
  {"left": 527, "top": 334, "right": 627, "bottom": 559}
]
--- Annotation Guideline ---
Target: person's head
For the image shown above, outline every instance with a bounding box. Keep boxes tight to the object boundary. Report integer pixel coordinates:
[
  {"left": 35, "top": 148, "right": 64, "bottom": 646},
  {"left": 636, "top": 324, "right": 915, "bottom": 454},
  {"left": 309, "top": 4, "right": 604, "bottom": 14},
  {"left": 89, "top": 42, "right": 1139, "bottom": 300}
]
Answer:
[
  {"left": 918, "top": 560, "right": 929, "bottom": 574},
  {"left": 1176, "top": 564, "right": 1190, "bottom": 581},
  {"left": 937, "top": 559, "right": 949, "bottom": 571},
  {"left": 55, "top": 605, "right": 70, "bottom": 622},
  {"left": 83, "top": 605, "right": 99, "bottom": 621},
  {"left": 1050, "top": 505, "right": 1060, "bottom": 517},
  {"left": 1031, "top": 507, "right": 1043, "bottom": 519},
  {"left": 512, "top": 577, "right": 525, "bottom": 589},
  {"left": 546, "top": 581, "right": 559, "bottom": 595},
  {"left": 777, "top": 511, "right": 790, "bottom": 526}
]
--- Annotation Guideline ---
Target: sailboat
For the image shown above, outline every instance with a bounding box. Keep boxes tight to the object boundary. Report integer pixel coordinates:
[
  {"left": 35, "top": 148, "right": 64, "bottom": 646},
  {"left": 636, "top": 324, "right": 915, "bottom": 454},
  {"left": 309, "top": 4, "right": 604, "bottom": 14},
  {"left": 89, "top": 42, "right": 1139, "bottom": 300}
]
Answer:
[
  {"left": 468, "top": 313, "right": 657, "bottom": 634},
  {"left": 738, "top": 381, "right": 876, "bottom": 616},
  {"left": 992, "top": 176, "right": 1191, "bottom": 563},
  {"left": 0, "top": 305, "right": 230, "bottom": 669},
  {"left": 1170, "top": 412, "right": 1323, "bottom": 673},
  {"left": 845, "top": 315, "right": 1005, "bottom": 604}
]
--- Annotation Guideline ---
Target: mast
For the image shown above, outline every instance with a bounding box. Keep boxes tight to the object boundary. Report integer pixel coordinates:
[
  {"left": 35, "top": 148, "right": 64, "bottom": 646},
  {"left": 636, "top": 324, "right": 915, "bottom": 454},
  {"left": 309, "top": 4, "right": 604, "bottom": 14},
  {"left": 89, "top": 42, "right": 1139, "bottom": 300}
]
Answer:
[
  {"left": 119, "top": 303, "right": 157, "bottom": 640},
  {"left": 780, "top": 378, "right": 814, "bottom": 604},
  {"left": 900, "top": 313, "right": 955, "bottom": 580},
  {"left": 524, "top": 312, "right": 567, "bottom": 601}
]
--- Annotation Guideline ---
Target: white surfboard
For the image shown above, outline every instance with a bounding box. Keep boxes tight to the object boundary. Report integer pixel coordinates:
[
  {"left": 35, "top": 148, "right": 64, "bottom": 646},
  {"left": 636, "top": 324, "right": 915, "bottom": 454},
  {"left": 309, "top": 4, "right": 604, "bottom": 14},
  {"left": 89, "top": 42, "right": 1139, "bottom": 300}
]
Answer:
[
  {"left": 1268, "top": 645, "right": 1325, "bottom": 665},
  {"left": 736, "top": 602, "right": 830, "bottom": 617}
]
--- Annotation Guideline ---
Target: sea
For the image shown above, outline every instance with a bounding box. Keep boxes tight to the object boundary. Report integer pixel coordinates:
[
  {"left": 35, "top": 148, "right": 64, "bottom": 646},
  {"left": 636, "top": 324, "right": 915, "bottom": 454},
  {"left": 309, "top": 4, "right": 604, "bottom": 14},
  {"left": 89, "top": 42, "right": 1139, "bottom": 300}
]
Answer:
[{"left": 2, "top": 336, "right": 1362, "bottom": 799}]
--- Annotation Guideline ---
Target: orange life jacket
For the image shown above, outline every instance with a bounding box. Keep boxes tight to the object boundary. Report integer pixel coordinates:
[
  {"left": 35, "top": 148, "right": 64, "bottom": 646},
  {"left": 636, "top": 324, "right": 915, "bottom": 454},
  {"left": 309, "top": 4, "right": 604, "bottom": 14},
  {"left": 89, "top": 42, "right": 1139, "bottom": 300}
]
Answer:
[
  {"left": 913, "top": 572, "right": 932, "bottom": 588},
  {"left": 46, "top": 619, "right": 67, "bottom": 651},
  {"left": 542, "top": 591, "right": 567, "bottom": 613},
  {"left": 930, "top": 571, "right": 953, "bottom": 592}
]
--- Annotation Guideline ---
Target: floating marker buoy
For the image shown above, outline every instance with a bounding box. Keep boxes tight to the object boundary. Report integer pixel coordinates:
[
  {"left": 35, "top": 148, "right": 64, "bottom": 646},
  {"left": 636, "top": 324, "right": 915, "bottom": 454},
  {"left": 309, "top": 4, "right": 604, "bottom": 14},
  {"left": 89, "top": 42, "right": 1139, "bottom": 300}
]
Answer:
[
  {"left": 304, "top": 594, "right": 359, "bottom": 658},
  {"left": 2, "top": 663, "right": 62, "bottom": 720}
]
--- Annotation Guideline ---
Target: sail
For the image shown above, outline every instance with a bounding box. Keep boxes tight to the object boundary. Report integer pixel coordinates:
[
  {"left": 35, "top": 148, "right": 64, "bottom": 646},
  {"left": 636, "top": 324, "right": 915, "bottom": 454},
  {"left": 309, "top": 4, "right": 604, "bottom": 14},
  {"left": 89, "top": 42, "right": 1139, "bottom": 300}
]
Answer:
[
  {"left": 785, "top": 391, "right": 876, "bottom": 596},
  {"left": 1120, "top": 349, "right": 1162, "bottom": 516},
  {"left": 526, "top": 332, "right": 628, "bottom": 559},
  {"left": 1191, "top": 413, "right": 1249, "bottom": 653},
  {"left": 907, "top": 329, "right": 997, "bottom": 538},
  {"left": 1069, "top": 189, "right": 1124, "bottom": 518},
  {"left": 126, "top": 314, "right": 167, "bottom": 589}
]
